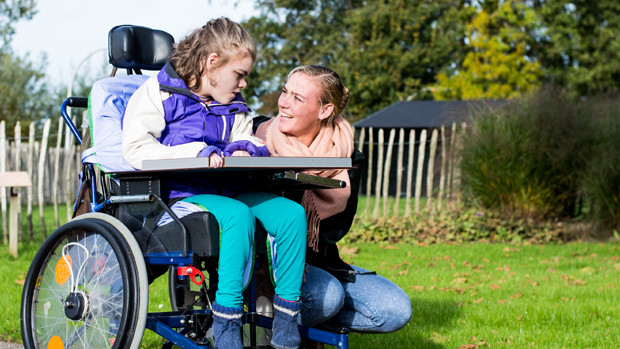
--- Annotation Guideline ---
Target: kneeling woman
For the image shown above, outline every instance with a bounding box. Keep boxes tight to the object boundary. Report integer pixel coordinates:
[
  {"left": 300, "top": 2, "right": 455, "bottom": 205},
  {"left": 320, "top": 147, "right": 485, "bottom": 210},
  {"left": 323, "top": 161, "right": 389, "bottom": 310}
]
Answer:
[{"left": 255, "top": 65, "right": 412, "bottom": 334}]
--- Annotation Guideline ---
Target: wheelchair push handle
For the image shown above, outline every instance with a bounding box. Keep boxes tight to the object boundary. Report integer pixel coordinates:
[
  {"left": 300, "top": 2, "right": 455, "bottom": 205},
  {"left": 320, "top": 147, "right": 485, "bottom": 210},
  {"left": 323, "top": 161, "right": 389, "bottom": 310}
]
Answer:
[{"left": 60, "top": 96, "right": 89, "bottom": 145}]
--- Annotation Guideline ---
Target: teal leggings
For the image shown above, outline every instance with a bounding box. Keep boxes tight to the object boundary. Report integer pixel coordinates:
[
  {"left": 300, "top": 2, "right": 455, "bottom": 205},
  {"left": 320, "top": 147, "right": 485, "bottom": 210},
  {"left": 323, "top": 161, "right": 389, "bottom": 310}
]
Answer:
[{"left": 182, "top": 192, "right": 306, "bottom": 308}]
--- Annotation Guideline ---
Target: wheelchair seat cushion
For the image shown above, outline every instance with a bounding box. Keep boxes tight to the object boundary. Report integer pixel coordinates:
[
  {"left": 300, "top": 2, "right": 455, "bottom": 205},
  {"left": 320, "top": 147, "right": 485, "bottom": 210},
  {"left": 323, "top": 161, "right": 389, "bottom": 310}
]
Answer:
[{"left": 82, "top": 74, "right": 149, "bottom": 173}]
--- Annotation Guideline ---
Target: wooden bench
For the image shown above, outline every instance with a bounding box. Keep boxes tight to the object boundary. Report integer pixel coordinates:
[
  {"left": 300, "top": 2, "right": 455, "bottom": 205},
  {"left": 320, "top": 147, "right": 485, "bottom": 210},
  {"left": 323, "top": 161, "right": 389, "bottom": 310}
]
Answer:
[{"left": 0, "top": 172, "right": 32, "bottom": 257}]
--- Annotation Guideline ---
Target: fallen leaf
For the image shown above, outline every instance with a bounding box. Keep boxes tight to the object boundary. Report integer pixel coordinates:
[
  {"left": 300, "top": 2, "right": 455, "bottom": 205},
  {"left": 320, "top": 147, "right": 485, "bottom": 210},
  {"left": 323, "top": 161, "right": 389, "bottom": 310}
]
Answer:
[
  {"left": 491, "top": 283, "right": 500, "bottom": 290},
  {"left": 508, "top": 272, "right": 515, "bottom": 277},
  {"left": 496, "top": 266, "right": 510, "bottom": 272},
  {"left": 483, "top": 258, "right": 490, "bottom": 263},
  {"left": 459, "top": 344, "right": 478, "bottom": 349},
  {"left": 532, "top": 282, "right": 539, "bottom": 287},
  {"left": 503, "top": 247, "right": 520, "bottom": 252},
  {"left": 14, "top": 279, "right": 25, "bottom": 285},
  {"left": 428, "top": 263, "right": 435, "bottom": 268},
  {"left": 472, "top": 297, "right": 484, "bottom": 304},
  {"left": 450, "top": 263, "right": 456, "bottom": 269},
  {"left": 546, "top": 268, "right": 556, "bottom": 273},
  {"left": 444, "top": 255, "right": 452, "bottom": 260},
  {"left": 384, "top": 245, "right": 398, "bottom": 250},
  {"left": 498, "top": 299, "right": 507, "bottom": 304},
  {"left": 399, "top": 269, "right": 409, "bottom": 276},
  {"left": 411, "top": 285, "right": 425, "bottom": 292},
  {"left": 340, "top": 245, "right": 359, "bottom": 257},
  {"left": 511, "top": 293, "right": 522, "bottom": 299},
  {"left": 407, "top": 251, "right": 412, "bottom": 257},
  {"left": 452, "top": 278, "right": 468, "bottom": 284},
  {"left": 572, "top": 279, "right": 586, "bottom": 286}
]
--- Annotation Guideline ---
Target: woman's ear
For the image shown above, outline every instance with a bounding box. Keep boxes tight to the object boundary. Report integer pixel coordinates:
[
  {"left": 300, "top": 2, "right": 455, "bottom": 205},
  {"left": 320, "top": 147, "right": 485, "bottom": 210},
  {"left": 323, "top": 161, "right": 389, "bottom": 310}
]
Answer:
[
  {"left": 205, "top": 53, "right": 220, "bottom": 71},
  {"left": 318, "top": 103, "right": 334, "bottom": 121}
]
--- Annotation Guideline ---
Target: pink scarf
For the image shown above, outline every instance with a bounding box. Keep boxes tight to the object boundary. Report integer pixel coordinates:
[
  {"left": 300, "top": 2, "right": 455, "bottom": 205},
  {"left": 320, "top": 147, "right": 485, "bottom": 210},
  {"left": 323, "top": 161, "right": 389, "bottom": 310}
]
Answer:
[{"left": 258, "top": 116, "right": 354, "bottom": 251}]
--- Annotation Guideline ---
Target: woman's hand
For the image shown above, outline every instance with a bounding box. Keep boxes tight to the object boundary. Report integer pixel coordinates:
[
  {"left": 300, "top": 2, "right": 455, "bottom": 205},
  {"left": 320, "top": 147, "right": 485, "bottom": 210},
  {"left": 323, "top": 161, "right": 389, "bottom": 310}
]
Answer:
[
  {"left": 231, "top": 150, "right": 250, "bottom": 157},
  {"left": 209, "top": 152, "right": 224, "bottom": 168}
]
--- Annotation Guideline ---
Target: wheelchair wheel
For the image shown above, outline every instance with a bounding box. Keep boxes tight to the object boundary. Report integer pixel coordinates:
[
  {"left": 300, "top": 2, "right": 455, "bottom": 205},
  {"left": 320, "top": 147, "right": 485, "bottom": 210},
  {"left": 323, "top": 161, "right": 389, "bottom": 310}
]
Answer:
[{"left": 21, "top": 214, "right": 148, "bottom": 349}]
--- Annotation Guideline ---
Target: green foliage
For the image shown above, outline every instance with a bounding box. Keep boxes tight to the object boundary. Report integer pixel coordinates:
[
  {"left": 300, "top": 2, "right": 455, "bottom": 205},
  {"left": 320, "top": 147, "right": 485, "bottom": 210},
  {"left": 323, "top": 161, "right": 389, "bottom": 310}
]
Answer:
[
  {"left": 243, "top": 0, "right": 468, "bottom": 119},
  {"left": 345, "top": 206, "right": 566, "bottom": 245},
  {"left": 534, "top": 0, "right": 620, "bottom": 96},
  {"left": 459, "top": 90, "right": 620, "bottom": 228},
  {"left": 0, "top": 51, "right": 55, "bottom": 132},
  {"left": 0, "top": 0, "right": 36, "bottom": 49},
  {"left": 434, "top": 0, "right": 543, "bottom": 100}
]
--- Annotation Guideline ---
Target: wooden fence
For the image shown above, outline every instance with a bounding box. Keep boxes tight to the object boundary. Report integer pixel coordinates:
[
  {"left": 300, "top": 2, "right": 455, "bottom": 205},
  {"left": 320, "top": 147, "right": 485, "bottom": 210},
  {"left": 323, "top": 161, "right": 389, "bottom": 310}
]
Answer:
[
  {"left": 355, "top": 122, "right": 466, "bottom": 219},
  {"left": 0, "top": 117, "right": 82, "bottom": 243},
  {"left": 0, "top": 116, "right": 467, "bottom": 244}
]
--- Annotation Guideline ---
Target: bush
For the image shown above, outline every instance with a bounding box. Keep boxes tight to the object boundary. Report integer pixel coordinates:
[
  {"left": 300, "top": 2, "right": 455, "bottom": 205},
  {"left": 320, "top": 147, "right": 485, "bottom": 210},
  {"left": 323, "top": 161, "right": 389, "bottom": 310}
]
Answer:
[{"left": 460, "top": 90, "right": 620, "bottom": 228}]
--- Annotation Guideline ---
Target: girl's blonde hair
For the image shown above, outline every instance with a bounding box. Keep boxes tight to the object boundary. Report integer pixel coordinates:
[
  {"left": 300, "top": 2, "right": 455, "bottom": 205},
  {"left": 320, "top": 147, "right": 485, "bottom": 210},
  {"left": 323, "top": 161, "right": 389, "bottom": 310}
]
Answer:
[
  {"left": 170, "top": 17, "right": 256, "bottom": 92},
  {"left": 288, "top": 65, "right": 350, "bottom": 125}
]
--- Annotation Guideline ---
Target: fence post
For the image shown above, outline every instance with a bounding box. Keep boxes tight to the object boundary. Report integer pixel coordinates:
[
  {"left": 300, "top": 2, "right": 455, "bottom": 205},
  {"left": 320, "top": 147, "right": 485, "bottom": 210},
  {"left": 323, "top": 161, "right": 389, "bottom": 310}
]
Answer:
[
  {"left": 393, "top": 128, "right": 405, "bottom": 218},
  {"left": 382, "top": 128, "right": 395, "bottom": 218},
  {"left": 53, "top": 117, "right": 62, "bottom": 228},
  {"left": 64, "top": 118, "right": 75, "bottom": 221},
  {"left": 0, "top": 121, "right": 6, "bottom": 244},
  {"left": 357, "top": 127, "right": 365, "bottom": 195},
  {"left": 38, "top": 119, "right": 51, "bottom": 239},
  {"left": 14, "top": 122, "right": 23, "bottom": 242},
  {"left": 446, "top": 122, "right": 457, "bottom": 205},
  {"left": 452, "top": 122, "right": 467, "bottom": 207},
  {"left": 414, "top": 129, "right": 427, "bottom": 214},
  {"left": 26, "top": 122, "right": 35, "bottom": 241},
  {"left": 426, "top": 129, "right": 439, "bottom": 213},
  {"left": 373, "top": 128, "right": 384, "bottom": 219},
  {"left": 438, "top": 125, "right": 447, "bottom": 211},
  {"left": 364, "top": 127, "right": 373, "bottom": 218},
  {"left": 404, "top": 129, "right": 415, "bottom": 217}
]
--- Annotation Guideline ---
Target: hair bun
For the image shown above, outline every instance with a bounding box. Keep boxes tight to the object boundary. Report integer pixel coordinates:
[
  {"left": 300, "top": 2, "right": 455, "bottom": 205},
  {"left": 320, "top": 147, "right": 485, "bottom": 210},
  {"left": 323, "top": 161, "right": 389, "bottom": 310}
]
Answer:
[{"left": 339, "top": 86, "right": 350, "bottom": 113}]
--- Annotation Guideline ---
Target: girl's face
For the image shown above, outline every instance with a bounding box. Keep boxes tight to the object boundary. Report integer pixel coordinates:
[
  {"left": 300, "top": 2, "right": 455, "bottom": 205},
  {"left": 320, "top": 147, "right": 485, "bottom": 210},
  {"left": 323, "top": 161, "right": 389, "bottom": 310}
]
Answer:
[
  {"left": 196, "top": 53, "right": 253, "bottom": 104},
  {"left": 277, "top": 72, "right": 333, "bottom": 146}
]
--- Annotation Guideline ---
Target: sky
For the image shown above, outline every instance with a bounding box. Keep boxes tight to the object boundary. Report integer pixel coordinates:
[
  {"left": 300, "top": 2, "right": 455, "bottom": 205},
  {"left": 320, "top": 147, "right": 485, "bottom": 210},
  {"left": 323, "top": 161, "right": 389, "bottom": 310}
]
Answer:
[{"left": 11, "top": 0, "right": 260, "bottom": 88}]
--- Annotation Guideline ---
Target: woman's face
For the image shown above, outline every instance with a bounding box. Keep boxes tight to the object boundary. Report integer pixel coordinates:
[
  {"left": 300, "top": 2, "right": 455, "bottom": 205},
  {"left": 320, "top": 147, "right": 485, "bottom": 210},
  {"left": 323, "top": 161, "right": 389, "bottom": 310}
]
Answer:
[
  {"left": 196, "top": 53, "right": 253, "bottom": 104},
  {"left": 277, "top": 72, "right": 333, "bottom": 146}
]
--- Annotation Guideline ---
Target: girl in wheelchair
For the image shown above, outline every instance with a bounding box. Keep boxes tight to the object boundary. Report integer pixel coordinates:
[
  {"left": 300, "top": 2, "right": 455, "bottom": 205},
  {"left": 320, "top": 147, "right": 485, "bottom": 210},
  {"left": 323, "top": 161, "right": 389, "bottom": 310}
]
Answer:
[{"left": 122, "top": 18, "right": 305, "bottom": 349}]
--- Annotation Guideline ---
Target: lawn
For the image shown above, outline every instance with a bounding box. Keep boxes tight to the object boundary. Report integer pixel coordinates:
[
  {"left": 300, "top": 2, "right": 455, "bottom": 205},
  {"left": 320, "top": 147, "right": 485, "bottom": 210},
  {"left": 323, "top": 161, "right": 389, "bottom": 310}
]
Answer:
[{"left": 2, "top": 206, "right": 620, "bottom": 348}]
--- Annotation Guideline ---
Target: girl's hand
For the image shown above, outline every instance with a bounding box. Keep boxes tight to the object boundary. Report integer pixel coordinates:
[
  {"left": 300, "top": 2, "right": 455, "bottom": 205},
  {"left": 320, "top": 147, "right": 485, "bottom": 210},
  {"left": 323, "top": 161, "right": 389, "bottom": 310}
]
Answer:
[
  {"left": 209, "top": 152, "right": 224, "bottom": 168},
  {"left": 231, "top": 150, "right": 250, "bottom": 157}
]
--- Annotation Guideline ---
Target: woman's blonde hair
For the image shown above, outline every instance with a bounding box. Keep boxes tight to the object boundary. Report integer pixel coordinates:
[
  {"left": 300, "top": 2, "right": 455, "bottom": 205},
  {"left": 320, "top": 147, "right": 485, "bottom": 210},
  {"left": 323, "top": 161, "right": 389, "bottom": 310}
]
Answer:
[
  {"left": 288, "top": 65, "right": 350, "bottom": 125},
  {"left": 169, "top": 17, "right": 256, "bottom": 92}
]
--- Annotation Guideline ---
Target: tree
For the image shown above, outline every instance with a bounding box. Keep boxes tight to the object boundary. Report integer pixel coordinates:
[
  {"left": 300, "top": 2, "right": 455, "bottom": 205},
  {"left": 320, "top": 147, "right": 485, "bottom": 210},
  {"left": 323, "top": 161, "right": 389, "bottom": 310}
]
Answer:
[
  {"left": 0, "top": 0, "right": 36, "bottom": 49},
  {"left": 434, "top": 0, "right": 543, "bottom": 100},
  {"left": 243, "top": 0, "right": 469, "bottom": 120},
  {"left": 0, "top": 51, "right": 52, "bottom": 132},
  {"left": 533, "top": 0, "right": 620, "bottom": 96}
]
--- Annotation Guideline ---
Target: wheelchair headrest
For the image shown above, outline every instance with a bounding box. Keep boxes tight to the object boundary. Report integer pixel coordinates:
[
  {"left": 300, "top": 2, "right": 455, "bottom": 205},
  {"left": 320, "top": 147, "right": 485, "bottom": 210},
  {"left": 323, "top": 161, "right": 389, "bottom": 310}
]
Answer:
[{"left": 108, "top": 25, "right": 174, "bottom": 71}]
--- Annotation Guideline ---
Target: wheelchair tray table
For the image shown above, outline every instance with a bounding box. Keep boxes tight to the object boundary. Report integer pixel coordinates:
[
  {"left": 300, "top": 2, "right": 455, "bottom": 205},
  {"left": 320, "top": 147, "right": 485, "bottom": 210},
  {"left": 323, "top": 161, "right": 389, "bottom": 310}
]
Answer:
[{"left": 110, "top": 156, "right": 353, "bottom": 196}]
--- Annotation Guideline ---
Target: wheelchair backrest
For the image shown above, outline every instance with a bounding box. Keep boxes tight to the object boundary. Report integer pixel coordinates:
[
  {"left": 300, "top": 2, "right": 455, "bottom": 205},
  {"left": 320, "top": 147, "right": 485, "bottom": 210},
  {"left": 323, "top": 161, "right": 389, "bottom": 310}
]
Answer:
[{"left": 81, "top": 25, "right": 174, "bottom": 173}]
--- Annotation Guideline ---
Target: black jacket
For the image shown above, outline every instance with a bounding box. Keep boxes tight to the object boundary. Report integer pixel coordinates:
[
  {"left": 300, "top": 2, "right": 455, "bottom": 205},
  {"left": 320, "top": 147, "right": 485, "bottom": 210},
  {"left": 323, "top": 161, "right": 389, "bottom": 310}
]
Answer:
[{"left": 253, "top": 116, "right": 366, "bottom": 282}]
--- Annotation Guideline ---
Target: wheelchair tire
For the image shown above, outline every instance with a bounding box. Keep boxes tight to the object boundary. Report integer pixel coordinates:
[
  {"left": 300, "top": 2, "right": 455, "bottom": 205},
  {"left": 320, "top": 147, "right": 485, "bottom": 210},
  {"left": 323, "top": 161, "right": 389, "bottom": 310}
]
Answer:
[{"left": 21, "top": 215, "right": 148, "bottom": 349}]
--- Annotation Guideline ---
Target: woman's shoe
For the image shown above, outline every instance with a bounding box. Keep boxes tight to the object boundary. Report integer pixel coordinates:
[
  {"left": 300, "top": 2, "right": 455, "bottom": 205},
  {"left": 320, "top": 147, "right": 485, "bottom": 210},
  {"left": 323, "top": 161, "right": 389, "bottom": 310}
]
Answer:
[
  {"left": 211, "top": 301, "right": 244, "bottom": 349},
  {"left": 271, "top": 295, "right": 302, "bottom": 349}
]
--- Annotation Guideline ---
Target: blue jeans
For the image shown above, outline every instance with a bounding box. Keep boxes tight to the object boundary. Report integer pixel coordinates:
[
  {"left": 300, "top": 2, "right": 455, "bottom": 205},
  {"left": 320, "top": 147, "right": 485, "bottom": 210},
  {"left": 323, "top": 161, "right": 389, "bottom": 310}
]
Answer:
[{"left": 299, "top": 265, "right": 412, "bottom": 333}]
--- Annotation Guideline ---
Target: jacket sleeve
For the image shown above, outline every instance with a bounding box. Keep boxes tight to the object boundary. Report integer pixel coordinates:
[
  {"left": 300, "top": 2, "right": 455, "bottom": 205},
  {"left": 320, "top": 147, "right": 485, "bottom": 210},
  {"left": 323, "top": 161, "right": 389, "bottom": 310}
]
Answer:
[
  {"left": 122, "top": 76, "right": 207, "bottom": 169},
  {"left": 227, "top": 113, "right": 269, "bottom": 156},
  {"left": 318, "top": 149, "right": 366, "bottom": 244}
]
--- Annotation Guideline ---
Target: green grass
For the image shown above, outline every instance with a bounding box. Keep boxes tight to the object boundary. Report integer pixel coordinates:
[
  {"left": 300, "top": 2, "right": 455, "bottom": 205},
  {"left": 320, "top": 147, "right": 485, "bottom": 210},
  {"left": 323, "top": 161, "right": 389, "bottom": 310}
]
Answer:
[
  {"left": 356, "top": 195, "right": 432, "bottom": 218},
  {"left": 4, "top": 207, "right": 620, "bottom": 348}
]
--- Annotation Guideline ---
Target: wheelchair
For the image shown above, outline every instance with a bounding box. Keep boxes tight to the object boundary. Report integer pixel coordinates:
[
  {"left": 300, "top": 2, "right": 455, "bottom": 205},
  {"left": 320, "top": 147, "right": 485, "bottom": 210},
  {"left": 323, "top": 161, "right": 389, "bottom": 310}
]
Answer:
[{"left": 20, "top": 25, "right": 350, "bottom": 349}]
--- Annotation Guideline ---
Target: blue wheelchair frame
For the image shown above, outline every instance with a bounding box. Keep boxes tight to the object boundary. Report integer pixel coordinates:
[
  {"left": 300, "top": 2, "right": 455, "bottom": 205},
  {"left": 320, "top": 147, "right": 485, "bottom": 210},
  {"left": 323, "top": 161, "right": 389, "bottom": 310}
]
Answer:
[{"left": 61, "top": 98, "right": 350, "bottom": 349}]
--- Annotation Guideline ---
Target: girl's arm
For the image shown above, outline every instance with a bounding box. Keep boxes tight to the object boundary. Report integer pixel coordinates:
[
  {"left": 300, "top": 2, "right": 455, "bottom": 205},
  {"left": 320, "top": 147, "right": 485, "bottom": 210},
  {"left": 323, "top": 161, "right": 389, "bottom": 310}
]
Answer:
[
  {"left": 225, "top": 113, "right": 270, "bottom": 157},
  {"left": 122, "top": 76, "right": 208, "bottom": 169}
]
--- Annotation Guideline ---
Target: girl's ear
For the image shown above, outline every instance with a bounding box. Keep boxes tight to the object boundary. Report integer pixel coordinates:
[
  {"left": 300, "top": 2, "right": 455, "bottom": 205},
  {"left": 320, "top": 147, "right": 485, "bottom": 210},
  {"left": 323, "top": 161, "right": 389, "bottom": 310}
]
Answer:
[
  {"left": 318, "top": 103, "right": 334, "bottom": 121},
  {"left": 205, "top": 53, "right": 220, "bottom": 71}
]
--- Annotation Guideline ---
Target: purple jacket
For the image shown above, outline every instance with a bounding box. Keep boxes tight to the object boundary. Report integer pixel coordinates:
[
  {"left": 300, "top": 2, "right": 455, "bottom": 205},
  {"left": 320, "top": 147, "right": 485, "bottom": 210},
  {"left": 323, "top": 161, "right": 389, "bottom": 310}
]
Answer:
[{"left": 154, "top": 62, "right": 269, "bottom": 199}]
